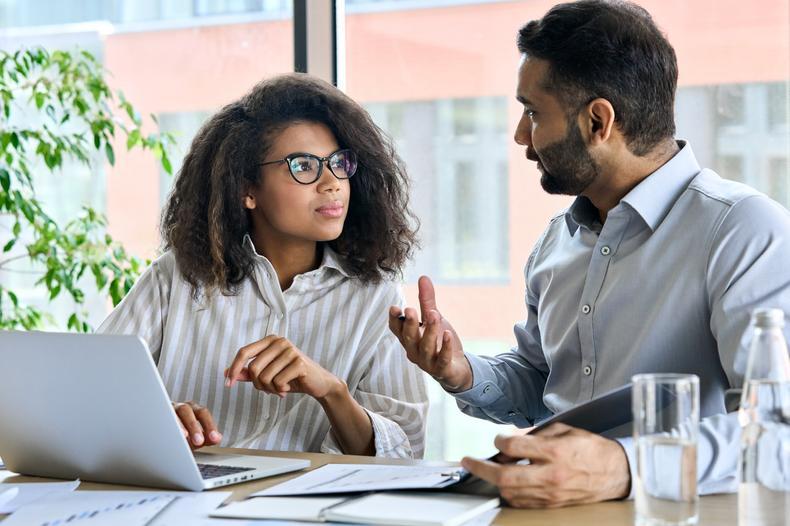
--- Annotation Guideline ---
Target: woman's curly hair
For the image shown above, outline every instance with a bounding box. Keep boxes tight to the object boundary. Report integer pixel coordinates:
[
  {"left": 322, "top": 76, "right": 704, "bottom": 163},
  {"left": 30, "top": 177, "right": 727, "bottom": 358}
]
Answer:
[{"left": 161, "top": 73, "right": 418, "bottom": 297}]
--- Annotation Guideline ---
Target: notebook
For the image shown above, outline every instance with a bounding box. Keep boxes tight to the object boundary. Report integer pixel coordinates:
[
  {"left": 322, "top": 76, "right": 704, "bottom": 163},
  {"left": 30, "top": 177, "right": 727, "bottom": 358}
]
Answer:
[{"left": 212, "top": 493, "right": 499, "bottom": 526}]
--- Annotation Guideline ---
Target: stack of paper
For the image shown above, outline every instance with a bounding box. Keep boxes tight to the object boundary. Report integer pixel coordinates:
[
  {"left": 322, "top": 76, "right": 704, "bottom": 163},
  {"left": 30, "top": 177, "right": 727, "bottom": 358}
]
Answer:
[{"left": 213, "top": 493, "right": 500, "bottom": 526}]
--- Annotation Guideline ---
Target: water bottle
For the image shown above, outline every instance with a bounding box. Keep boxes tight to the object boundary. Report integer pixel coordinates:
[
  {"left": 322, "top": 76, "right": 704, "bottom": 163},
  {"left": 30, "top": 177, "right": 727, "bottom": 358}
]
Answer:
[{"left": 738, "top": 308, "right": 790, "bottom": 526}]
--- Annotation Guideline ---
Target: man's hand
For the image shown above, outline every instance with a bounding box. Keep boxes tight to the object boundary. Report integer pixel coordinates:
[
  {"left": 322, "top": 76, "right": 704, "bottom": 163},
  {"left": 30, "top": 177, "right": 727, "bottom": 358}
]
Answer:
[
  {"left": 388, "top": 275, "right": 473, "bottom": 391},
  {"left": 173, "top": 401, "right": 223, "bottom": 449},
  {"left": 461, "top": 423, "right": 631, "bottom": 508},
  {"left": 225, "top": 335, "right": 341, "bottom": 400}
]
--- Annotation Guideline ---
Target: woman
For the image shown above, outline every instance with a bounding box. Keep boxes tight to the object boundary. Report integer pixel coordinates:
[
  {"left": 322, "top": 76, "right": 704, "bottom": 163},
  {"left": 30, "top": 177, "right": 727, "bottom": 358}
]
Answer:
[{"left": 98, "top": 73, "right": 427, "bottom": 458}]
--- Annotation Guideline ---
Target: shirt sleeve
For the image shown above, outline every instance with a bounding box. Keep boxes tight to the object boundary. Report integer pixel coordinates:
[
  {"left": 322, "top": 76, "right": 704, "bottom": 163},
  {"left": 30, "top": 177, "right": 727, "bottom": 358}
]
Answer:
[
  {"left": 702, "top": 194, "right": 790, "bottom": 493},
  {"left": 320, "top": 285, "right": 429, "bottom": 459},
  {"left": 95, "top": 255, "right": 172, "bottom": 363},
  {"left": 450, "top": 244, "right": 552, "bottom": 428},
  {"left": 616, "top": 194, "right": 790, "bottom": 498}
]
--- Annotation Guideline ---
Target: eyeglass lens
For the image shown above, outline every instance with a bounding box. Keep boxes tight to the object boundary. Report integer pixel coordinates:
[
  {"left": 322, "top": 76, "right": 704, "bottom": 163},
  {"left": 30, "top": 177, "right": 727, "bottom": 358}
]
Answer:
[{"left": 287, "top": 150, "right": 357, "bottom": 184}]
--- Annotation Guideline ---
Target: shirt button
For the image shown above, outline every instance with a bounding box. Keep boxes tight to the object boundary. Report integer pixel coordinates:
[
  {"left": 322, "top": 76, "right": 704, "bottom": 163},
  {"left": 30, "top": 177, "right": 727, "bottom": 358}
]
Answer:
[
  {"left": 507, "top": 411, "right": 517, "bottom": 417},
  {"left": 581, "top": 304, "right": 591, "bottom": 314},
  {"left": 277, "top": 313, "right": 284, "bottom": 320},
  {"left": 583, "top": 365, "right": 592, "bottom": 376},
  {"left": 482, "top": 385, "right": 491, "bottom": 394},
  {"left": 600, "top": 246, "right": 611, "bottom": 256}
]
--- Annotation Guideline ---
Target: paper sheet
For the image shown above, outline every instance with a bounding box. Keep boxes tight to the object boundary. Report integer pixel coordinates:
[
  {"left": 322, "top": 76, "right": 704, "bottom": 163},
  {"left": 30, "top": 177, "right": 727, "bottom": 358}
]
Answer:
[
  {"left": 1, "top": 491, "right": 175, "bottom": 525},
  {"left": 0, "top": 479, "right": 80, "bottom": 513},
  {"left": 253, "top": 464, "right": 464, "bottom": 496},
  {"left": 1, "top": 490, "right": 232, "bottom": 526}
]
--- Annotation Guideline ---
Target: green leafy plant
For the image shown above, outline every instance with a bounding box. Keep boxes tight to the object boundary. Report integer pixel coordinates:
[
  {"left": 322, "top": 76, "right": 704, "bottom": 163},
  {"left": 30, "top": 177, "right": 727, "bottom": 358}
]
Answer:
[{"left": 0, "top": 47, "right": 173, "bottom": 332}]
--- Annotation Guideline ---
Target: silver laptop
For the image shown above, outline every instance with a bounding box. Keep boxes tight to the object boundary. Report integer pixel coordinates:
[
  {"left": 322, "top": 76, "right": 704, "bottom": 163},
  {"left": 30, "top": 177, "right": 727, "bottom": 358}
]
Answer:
[{"left": 0, "top": 330, "right": 309, "bottom": 491}]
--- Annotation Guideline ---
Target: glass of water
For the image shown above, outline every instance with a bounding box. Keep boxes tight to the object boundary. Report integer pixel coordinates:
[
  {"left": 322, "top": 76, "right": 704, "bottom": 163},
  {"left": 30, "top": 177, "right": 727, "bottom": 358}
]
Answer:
[{"left": 632, "top": 373, "right": 700, "bottom": 526}]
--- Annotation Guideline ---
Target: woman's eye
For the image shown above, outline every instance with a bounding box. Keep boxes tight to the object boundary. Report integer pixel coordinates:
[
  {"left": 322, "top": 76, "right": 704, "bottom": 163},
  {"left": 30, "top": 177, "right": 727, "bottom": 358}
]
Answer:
[{"left": 292, "top": 160, "right": 313, "bottom": 173}]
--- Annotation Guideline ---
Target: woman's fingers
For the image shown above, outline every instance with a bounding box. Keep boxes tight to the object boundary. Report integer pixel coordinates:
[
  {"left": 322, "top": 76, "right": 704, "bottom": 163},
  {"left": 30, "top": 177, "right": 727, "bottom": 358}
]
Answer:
[
  {"left": 249, "top": 344, "right": 298, "bottom": 393},
  {"left": 193, "top": 403, "right": 222, "bottom": 445},
  {"left": 173, "top": 402, "right": 223, "bottom": 448},
  {"left": 271, "top": 359, "right": 307, "bottom": 395},
  {"left": 226, "top": 335, "right": 280, "bottom": 387},
  {"left": 174, "top": 402, "right": 203, "bottom": 448}
]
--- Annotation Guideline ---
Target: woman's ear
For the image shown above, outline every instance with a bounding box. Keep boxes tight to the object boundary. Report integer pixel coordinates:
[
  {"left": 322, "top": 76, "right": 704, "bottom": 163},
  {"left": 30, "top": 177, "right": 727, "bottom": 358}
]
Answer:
[
  {"left": 583, "top": 98, "right": 615, "bottom": 146},
  {"left": 243, "top": 193, "right": 256, "bottom": 210}
]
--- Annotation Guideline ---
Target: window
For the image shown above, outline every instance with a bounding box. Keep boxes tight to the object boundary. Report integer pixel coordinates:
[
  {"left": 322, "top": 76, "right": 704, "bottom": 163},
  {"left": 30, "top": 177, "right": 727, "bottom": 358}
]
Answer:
[
  {"left": 158, "top": 112, "right": 212, "bottom": 207},
  {"left": 366, "top": 97, "right": 509, "bottom": 284},
  {"left": 716, "top": 155, "right": 745, "bottom": 183},
  {"left": 715, "top": 85, "right": 746, "bottom": 128},
  {"left": 768, "top": 158, "right": 789, "bottom": 207},
  {"left": 677, "top": 82, "right": 789, "bottom": 206},
  {"left": 767, "top": 82, "right": 788, "bottom": 131},
  {"left": 1, "top": 0, "right": 294, "bottom": 328}
]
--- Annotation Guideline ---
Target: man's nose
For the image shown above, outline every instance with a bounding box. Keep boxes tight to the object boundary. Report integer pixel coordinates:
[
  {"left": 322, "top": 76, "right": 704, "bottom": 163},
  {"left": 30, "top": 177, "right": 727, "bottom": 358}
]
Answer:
[{"left": 514, "top": 116, "right": 532, "bottom": 147}]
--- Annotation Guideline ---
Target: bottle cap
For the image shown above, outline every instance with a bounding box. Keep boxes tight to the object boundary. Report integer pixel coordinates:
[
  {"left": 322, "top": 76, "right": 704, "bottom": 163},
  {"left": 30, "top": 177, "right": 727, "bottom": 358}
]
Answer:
[{"left": 751, "top": 308, "right": 785, "bottom": 328}]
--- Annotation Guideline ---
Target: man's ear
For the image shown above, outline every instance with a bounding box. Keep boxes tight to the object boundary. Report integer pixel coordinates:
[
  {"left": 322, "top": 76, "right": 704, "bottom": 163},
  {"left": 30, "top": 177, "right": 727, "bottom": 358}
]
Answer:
[{"left": 582, "top": 98, "right": 616, "bottom": 146}]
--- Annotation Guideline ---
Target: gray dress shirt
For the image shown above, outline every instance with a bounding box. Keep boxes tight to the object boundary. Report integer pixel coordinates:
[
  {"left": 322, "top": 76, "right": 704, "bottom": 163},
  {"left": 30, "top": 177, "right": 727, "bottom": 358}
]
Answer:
[{"left": 452, "top": 142, "right": 790, "bottom": 494}]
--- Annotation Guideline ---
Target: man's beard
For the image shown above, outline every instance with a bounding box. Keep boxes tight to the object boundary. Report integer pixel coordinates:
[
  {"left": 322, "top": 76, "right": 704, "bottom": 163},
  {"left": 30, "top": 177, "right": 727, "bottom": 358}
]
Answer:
[{"left": 534, "top": 123, "right": 600, "bottom": 196}]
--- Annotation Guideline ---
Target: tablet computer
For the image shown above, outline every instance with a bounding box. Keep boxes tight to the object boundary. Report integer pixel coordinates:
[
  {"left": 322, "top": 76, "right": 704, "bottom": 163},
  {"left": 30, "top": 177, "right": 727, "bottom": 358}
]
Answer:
[{"left": 531, "top": 383, "right": 633, "bottom": 437}]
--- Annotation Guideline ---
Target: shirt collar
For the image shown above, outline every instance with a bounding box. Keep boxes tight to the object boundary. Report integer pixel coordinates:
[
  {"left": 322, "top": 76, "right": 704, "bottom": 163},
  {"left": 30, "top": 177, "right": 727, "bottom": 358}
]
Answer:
[
  {"left": 564, "top": 140, "right": 700, "bottom": 235},
  {"left": 564, "top": 196, "right": 601, "bottom": 236},
  {"left": 620, "top": 141, "right": 700, "bottom": 232},
  {"left": 242, "top": 234, "right": 351, "bottom": 278}
]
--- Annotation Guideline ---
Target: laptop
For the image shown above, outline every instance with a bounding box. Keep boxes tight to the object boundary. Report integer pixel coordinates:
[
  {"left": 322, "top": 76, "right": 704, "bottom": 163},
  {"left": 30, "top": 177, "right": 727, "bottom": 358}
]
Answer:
[{"left": 0, "top": 330, "right": 309, "bottom": 491}]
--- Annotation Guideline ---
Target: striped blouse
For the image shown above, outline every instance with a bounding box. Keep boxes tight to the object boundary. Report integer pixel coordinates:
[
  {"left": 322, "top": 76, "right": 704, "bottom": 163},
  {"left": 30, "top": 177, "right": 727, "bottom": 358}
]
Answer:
[{"left": 97, "top": 237, "right": 428, "bottom": 458}]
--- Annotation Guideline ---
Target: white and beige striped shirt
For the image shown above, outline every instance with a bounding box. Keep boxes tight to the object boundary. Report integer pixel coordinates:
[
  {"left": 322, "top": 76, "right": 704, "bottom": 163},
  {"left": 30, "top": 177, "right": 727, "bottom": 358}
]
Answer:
[{"left": 97, "top": 238, "right": 428, "bottom": 458}]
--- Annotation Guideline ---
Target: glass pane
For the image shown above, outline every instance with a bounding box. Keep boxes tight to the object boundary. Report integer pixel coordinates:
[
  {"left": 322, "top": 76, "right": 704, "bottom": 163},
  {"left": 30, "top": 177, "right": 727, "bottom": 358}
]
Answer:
[
  {"left": 0, "top": 0, "right": 293, "bottom": 328},
  {"left": 345, "top": 0, "right": 790, "bottom": 460}
]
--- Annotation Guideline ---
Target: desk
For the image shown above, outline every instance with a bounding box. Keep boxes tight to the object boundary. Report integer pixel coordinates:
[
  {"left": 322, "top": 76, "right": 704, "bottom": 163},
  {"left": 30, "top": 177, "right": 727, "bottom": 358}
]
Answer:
[{"left": 1, "top": 447, "right": 739, "bottom": 525}]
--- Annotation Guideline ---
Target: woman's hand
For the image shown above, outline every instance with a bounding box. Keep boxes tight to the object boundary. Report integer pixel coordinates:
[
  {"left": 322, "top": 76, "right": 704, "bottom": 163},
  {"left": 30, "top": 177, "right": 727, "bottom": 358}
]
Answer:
[
  {"left": 225, "top": 335, "right": 342, "bottom": 400},
  {"left": 172, "top": 401, "right": 223, "bottom": 449}
]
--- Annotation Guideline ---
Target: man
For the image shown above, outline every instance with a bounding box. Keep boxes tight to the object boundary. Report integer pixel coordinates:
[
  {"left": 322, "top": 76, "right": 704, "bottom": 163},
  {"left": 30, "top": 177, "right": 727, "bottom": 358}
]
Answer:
[{"left": 389, "top": 0, "right": 790, "bottom": 509}]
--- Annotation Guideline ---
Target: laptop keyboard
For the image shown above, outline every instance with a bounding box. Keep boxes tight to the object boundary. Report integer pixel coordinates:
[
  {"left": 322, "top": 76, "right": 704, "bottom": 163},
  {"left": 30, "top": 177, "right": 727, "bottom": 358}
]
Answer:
[{"left": 197, "top": 463, "right": 255, "bottom": 480}]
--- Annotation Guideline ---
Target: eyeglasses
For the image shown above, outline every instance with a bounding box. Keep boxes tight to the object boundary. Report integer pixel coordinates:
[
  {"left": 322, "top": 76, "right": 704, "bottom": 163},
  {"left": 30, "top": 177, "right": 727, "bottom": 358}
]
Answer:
[{"left": 258, "top": 149, "right": 358, "bottom": 185}]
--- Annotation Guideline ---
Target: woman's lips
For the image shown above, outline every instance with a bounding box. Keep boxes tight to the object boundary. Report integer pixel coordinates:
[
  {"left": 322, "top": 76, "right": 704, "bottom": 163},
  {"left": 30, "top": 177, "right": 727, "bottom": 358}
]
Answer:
[{"left": 315, "top": 203, "right": 344, "bottom": 218}]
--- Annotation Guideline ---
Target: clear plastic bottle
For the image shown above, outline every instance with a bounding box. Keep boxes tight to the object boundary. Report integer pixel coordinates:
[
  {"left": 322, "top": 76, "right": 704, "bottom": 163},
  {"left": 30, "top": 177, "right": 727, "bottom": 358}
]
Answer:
[{"left": 738, "top": 308, "right": 790, "bottom": 526}]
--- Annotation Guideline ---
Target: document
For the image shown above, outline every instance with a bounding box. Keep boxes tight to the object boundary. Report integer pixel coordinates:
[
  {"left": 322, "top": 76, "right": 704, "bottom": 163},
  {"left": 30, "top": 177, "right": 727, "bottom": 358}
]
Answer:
[
  {"left": 253, "top": 464, "right": 467, "bottom": 496},
  {"left": 0, "top": 479, "right": 80, "bottom": 513},
  {"left": 1, "top": 490, "right": 231, "bottom": 525},
  {"left": 1, "top": 491, "right": 175, "bottom": 525},
  {"left": 213, "top": 493, "right": 500, "bottom": 526}
]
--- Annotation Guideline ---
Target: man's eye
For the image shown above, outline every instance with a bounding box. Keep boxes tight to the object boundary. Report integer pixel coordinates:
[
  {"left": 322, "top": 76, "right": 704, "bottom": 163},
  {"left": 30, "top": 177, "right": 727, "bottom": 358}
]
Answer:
[{"left": 525, "top": 109, "right": 536, "bottom": 118}]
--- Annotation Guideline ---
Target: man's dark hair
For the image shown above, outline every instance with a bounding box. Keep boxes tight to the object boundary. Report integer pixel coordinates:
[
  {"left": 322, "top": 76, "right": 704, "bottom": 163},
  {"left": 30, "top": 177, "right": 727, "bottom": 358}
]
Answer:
[
  {"left": 517, "top": 0, "right": 678, "bottom": 156},
  {"left": 161, "top": 73, "right": 418, "bottom": 297}
]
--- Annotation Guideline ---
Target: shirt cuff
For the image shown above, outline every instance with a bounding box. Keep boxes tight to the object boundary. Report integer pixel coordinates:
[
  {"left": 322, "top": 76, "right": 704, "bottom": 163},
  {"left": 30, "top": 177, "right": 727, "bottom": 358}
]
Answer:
[
  {"left": 366, "top": 408, "right": 414, "bottom": 459},
  {"left": 614, "top": 436, "right": 637, "bottom": 500},
  {"left": 450, "top": 353, "right": 506, "bottom": 407},
  {"left": 318, "top": 409, "right": 413, "bottom": 459}
]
